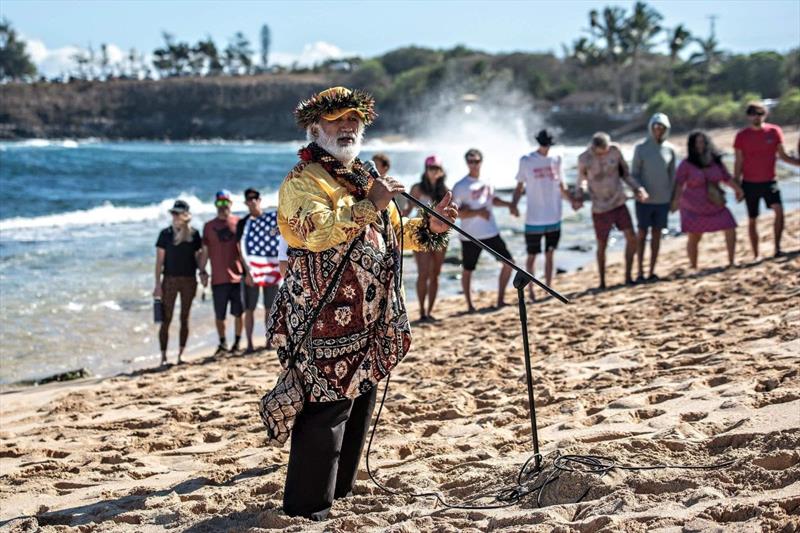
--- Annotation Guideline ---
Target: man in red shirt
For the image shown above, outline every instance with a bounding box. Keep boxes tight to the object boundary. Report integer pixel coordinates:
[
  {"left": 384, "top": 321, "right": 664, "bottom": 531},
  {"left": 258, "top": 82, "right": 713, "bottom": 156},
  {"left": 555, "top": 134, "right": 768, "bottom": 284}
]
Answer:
[
  {"left": 734, "top": 101, "right": 800, "bottom": 258},
  {"left": 199, "top": 190, "right": 244, "bottom": 354}
]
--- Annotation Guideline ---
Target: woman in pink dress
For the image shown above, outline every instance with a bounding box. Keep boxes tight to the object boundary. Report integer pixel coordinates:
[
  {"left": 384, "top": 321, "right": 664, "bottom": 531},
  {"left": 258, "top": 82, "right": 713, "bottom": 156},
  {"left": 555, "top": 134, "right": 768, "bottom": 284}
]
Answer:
[{"left": 672, "top": 131, "right": 744, "bottom": 269}]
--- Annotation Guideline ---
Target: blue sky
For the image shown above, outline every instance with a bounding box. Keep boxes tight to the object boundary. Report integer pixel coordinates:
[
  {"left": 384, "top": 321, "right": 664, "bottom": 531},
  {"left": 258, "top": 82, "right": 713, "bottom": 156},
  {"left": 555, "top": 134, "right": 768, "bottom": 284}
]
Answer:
[{"left": 3, "top": 0, "right": 799, "bottom": 76}]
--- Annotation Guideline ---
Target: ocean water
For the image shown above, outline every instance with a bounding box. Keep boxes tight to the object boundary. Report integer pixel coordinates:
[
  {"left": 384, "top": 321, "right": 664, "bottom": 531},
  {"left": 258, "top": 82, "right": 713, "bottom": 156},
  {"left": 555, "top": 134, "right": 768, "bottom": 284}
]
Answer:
[{"left": 0, "top": 139, "right": 797, "bottom": 384}]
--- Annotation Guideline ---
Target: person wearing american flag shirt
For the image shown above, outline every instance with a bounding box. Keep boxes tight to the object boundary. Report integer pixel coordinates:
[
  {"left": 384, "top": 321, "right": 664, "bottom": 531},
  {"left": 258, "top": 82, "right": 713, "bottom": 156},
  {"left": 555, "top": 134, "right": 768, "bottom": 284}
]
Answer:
[{"left": 236, "top": 188, "right": 285, "bottom": 354}]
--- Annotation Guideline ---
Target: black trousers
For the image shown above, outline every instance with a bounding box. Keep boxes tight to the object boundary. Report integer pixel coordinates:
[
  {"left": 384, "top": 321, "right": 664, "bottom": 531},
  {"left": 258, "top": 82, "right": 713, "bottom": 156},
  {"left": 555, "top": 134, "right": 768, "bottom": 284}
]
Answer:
[{"left": 283, "top": 386, "right": 378, "bottom": 521}]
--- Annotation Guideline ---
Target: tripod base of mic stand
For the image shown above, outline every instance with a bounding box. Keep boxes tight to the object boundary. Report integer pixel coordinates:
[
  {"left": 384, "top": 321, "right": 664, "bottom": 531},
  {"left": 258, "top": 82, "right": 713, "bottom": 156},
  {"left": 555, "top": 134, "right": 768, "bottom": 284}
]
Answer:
[{"left": 514, "top": 271, "right": 543, "bottom": 473}]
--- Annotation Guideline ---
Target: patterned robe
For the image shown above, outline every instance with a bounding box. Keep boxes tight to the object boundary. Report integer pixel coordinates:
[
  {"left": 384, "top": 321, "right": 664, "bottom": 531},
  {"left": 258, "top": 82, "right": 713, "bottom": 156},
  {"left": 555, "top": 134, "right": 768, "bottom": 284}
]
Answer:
[{"left": 267, "top": 159, "right": 428, "bottom": 402}]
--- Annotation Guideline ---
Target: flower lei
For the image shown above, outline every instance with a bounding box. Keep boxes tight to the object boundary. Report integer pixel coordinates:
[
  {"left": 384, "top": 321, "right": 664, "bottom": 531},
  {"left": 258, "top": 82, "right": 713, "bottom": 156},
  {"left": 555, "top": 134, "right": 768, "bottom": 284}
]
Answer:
[
  {"left": 416, "top": 203, "right": 450, "bottom": 251},
  {"left": 297, "top": 142, "right": 450, "bottom": 252},
  {"left": 298, "top": 143, "right": 372, "bottom": 200}
]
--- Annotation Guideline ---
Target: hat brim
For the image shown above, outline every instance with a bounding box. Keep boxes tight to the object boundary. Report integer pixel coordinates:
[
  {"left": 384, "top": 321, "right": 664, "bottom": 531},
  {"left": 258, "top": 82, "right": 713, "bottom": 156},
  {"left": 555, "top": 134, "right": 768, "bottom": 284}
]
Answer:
[{"left": 321, "top": 108, "right": 367, "bottom": 122}]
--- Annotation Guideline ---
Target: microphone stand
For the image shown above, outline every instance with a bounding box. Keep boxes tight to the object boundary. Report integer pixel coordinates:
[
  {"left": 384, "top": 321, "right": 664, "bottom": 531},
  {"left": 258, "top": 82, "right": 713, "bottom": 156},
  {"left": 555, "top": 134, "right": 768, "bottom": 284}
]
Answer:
[{"left": 400, "top": 191, "right": 569, "bottom": 472}]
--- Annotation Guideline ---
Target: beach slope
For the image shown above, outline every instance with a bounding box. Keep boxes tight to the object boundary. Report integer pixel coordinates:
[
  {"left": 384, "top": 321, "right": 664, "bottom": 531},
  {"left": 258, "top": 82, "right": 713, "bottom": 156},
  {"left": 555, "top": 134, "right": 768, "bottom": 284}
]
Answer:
[{"left": 1, "top": 212, "right": 798, "bottom": 532}]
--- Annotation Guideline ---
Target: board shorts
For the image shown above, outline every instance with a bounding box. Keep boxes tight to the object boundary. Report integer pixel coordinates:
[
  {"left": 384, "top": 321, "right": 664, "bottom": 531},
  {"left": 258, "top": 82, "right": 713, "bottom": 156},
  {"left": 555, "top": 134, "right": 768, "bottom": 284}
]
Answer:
[
  {"left": 592, "top": 204, "right": 633, "bottom": 241},
  {"left": 525, "top": 230, "right": 561, "bottom": 255},
  {"left": 242, "top": 282, "right": 280, "bottom": 313},
  {"left": 461, "top": 235, "right": 513, "bottom": 271},
  {"left": 212, "top": 282, "right": 243, "bottom": 321},
  {"left": 635, "top": 202, "right": 670, "bottom": 230},
  {"left": 742, "top": 180, "right": 782, "bottom": 218}
]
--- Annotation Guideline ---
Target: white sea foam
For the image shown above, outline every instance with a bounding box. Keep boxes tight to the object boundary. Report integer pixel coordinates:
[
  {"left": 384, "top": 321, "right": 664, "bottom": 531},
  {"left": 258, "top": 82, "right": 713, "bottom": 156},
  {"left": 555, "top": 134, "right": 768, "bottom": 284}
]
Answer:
[
  {"left": 94, "top": 300, "right": 122, "bottom": 311},
  {"left": 0, "top": 191, "right": 280, "bottom": 235},
  {"left": 0, "top": 138, "right": 85, "bottom": 149}
]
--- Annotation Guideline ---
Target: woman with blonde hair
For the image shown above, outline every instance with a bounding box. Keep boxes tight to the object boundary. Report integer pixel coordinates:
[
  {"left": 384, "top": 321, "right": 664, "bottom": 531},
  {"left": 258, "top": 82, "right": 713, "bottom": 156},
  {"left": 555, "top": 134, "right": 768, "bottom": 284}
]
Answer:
[
  {"left": 153, "top": 200, "right": 203, "bottom": 365},
  {"left": 403, "top": 155, "right": 449, "bottom": 321}
]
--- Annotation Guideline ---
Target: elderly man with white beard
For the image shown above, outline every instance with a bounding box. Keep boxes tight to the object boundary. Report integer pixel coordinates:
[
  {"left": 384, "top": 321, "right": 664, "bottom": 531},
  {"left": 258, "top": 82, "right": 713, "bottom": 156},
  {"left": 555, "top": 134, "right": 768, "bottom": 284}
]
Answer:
[{"left": 266, "top": 87, "right": 457, "bottom": 520}]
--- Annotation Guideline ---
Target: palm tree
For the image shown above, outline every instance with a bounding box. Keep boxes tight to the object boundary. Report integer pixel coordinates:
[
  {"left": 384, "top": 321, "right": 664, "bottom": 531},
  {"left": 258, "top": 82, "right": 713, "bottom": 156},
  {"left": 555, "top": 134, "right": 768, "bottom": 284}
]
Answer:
[
  {"left": 690, "top": 33, "right": 726, "bottom": 84},
  {"left": 571, "top": 37, "right": 601, "bottom": 66},
  {"left": 589, "top": 6, "right": 629, "bottom": 112},
  {"left": 666, "top": 24, "right": 692, "bottom": 94},
  {"left": 623, "top": 1, "right": 663, "bottom": 105}
]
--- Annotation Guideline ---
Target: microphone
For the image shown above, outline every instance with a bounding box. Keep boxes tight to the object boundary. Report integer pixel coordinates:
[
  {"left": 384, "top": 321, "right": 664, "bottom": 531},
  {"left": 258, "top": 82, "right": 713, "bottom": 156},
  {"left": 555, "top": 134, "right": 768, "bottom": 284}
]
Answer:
[{"left": 362, "top": 159, "right": 381, "bottom": 178}]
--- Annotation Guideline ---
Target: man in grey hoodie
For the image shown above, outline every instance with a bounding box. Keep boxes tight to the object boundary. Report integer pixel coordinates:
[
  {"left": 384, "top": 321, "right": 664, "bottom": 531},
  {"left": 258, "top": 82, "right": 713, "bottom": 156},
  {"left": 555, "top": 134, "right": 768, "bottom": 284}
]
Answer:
[{"left": 631, "top": 113, "right": 676, "bottom": 282}]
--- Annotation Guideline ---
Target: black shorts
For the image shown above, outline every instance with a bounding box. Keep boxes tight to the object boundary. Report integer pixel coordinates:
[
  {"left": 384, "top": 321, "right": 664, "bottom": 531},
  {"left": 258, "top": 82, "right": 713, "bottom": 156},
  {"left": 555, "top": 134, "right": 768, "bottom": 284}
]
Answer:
[
  {"left": 212, "top": 282, "right": 243, "bottom": 321},
  {"left": 525, "top": 230, "right": 561, "bottom": 255},
  {"left": 461, "top": 235, "right": 513, "bottom": 271},
  {"left": 242, "top": 282, "right": 280, "bottom": 312},
  {"left": 742, "top": 180, "right": 782, "bottom": 218}
]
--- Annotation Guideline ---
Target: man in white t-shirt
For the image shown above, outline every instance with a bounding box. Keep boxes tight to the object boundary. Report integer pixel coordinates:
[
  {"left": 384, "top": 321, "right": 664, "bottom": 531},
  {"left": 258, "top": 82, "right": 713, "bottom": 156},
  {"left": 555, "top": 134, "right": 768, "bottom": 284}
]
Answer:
[
  {"left": 452, "top": 148, "right": 518, "bottom": 313},
  {"left": 511, "top": 130, "right": 574, "bottom": 301}
]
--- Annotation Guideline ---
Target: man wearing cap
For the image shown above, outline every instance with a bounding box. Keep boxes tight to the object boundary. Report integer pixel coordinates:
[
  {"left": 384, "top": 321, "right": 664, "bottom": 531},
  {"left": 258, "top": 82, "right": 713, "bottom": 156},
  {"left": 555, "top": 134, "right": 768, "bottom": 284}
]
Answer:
[
  {"left": 199, "top": 190, "right": 244, "bottom": 354},
  {"left": 511, "top": 130, "right": 573, "bottom": 300},
  {"left": 153, "top": 200, "right": 203, "bottom": 365},
  {"left": 734, "top": 101, "right": 800, "bottom": 258},
  {"left": 452, "top": 148, "right": 518, "bottom": 312},
  {"left": 267, "top": 86, "right": 456, "bottom": 520},
  {"left": 236, "top": 188, "right": 284, "bottom": 353},
  {"left": 631, "top": 113, "right": 677, "bottom": 282}
]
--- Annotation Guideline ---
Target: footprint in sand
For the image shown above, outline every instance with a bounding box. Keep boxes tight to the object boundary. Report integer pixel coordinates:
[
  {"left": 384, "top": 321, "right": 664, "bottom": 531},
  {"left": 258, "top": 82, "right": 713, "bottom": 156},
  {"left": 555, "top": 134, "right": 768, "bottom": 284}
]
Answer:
[{"left": 648, "top": 392, "right": 682, "bottom": 404}]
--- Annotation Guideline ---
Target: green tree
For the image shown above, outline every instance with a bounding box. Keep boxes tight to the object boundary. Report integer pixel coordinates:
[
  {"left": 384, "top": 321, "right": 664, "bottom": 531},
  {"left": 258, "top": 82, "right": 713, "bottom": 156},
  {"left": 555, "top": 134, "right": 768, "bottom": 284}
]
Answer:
[
  {"left": 260, "top": 24, "right": 270, "bottom": 70},
  {"left": 771, "top": 88, "right": 800, "bottom": 125},
  {"left": 192, "top": 37, "right": 223, "bottom": 76},
  {"left": 347, "top": 59, "right": 389, "bottom": 93},
  {"left": 379, "top": 46, "right": 442, "bottom": 76},
  {"left": 152, "top": 33, "right": 192, "bottom": 77},
  {"left": 666, "top": 24, "right": 692, "bottom": 94},
  {"left": 784, "top": 48, "right": 800, "bottom": 88},
  {"left": 0, "top": 18, "right": 36, "bottom": 81},
  {"left": 623, "top": 1, "right": 662, "bottom": 105},
  {"left": 712, "top": 51, "right": 785, "bottom": 98},
  {"left": 224, "top": 32, "right": 253, "bottom": 75},
  {"left": 690, "top": 33, "right": 726, "bottom": 84},
  {"left": 588, "top": 6, "right": 629, "bottom": 111}
]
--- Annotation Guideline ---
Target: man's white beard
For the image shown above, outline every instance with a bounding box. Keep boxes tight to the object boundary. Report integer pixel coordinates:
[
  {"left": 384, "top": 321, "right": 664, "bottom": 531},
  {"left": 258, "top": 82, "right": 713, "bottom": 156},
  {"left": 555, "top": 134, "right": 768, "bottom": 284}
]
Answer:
[{"left": 315, "top": 126, "right": 364, "bottom": 165}]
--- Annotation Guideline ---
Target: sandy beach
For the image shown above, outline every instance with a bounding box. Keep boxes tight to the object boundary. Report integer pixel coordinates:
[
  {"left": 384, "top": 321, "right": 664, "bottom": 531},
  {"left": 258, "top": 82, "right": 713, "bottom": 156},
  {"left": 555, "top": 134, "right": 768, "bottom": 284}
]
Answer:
[{"left": 1, "top": 210, "right": 798, "bottom": 532}]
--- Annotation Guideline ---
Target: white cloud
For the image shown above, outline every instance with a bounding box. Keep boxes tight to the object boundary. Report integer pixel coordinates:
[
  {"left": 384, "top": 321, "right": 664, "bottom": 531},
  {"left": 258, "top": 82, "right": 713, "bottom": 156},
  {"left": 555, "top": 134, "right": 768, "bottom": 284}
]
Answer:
[
  {"left": 270, "top": 41, "right": 347, "bottom": 68},
  {"left": 21, "top": 36, "right": 127, "bottom": 78}
]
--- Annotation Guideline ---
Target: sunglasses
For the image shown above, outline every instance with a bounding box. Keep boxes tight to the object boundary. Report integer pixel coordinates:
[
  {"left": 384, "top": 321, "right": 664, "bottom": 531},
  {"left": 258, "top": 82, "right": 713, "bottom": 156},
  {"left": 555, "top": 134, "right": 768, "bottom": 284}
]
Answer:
[
  {"left": 748, "top": 111, "right": 766, "bottom": 116},
  {"left": 215, "top": 200, "right": 231, "bottom": 207},
  {"left": 245, "top": 196, "right": 260, "bottom": 202},
  {"left": 467, "top": 159, "right": 482, "bottom": 164},
  {"left": 427, "top": 165, "right": 442, "bottom": 171}
]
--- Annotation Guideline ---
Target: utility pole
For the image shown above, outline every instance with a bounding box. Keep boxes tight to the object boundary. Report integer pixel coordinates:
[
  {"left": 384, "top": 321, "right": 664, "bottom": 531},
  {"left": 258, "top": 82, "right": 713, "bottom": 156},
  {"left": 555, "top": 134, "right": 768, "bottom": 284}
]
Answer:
[{"left": 707, "top": 14, "right": 718, "bottom": 39}]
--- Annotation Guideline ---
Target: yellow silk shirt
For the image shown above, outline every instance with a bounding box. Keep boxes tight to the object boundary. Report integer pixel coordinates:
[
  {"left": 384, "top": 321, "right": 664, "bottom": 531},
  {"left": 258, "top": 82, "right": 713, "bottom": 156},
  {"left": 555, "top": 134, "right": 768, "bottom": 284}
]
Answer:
[{"left": 278, "top": 161, "right": 428, "bottom": 253}]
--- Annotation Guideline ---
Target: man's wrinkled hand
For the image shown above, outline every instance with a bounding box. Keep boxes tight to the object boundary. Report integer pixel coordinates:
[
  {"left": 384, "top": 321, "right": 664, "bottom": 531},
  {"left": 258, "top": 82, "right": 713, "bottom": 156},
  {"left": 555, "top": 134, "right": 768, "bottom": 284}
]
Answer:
[
  {"left": 430, "top": 191, "right": 457, "bottom": 234},
  {"left": 367, "top": 176, "right": 405, "bottom": 211}
]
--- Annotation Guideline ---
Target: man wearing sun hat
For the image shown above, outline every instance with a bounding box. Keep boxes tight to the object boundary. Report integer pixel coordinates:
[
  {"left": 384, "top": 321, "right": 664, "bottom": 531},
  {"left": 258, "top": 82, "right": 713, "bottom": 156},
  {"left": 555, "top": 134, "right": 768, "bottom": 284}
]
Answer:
[
  {"left": 266, "top": 86, "right": 457, "bottom": 520},
  {"left": 199, "top": 189, "right": 243, "bottom": 354}
]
